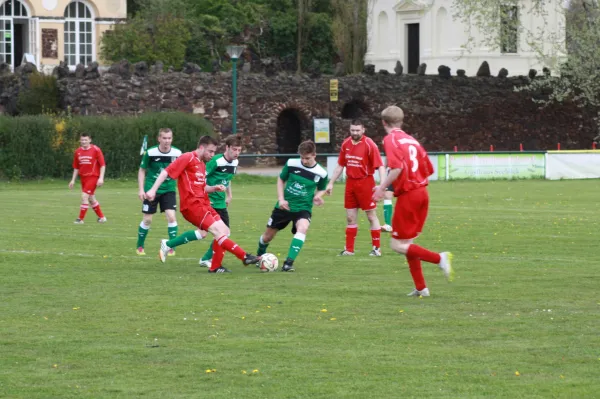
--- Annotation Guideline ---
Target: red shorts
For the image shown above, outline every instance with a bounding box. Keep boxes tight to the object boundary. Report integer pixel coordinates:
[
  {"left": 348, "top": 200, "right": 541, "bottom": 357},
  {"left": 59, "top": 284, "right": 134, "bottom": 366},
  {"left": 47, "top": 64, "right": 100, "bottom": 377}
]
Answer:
[
  {"left": 80, "top": 176, "right": 99, "bottom": 195},
  {"left": 182, "top": 202, "right": 222, "bottom": 231},
  {"left": 392, "top": 188, "right": 429, "bottom": 240},
  {"left": 345, "top": 176, "right": 377, "bottom": 210}
]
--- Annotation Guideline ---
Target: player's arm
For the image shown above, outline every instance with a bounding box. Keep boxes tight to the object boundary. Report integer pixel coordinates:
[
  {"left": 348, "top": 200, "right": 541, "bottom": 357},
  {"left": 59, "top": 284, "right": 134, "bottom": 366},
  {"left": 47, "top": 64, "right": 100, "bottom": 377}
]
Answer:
[
  {"left": 226, "top": 182, "right": 232, "bottom": 205},
  {"left": 314, "top": 175, "right": 329, "bottom": 206},
  {"left": 69, "top": 169, "right": 79, "bottom": 189},
  {"left": 146, "top": 169, "right": 169, "bottom": 200},
  {"left": 325, "top": 165, "right": 344, "bottom": 195},
  {"left": 373, "top": 168, "right": 401, "bottom": 202},
  {"left": 137, "top": 168, "right": 147, "bottom": 201},
  {"left": 277, "top": 176, "right": 290, "bottom": 210},
  {"left": 377, "top": 165, "right": 387, "bottom": 184},
  {"left": 205, "top": 184, "right": 226, "bottom": 194},
  {"left": 97, "top": 148, "right": 106, "bottom": 186}
]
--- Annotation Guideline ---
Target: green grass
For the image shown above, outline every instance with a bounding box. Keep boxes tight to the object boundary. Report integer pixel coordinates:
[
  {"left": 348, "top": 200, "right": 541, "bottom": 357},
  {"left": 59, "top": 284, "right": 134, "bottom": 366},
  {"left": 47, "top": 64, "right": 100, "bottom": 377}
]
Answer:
[{"left": 0, "top": 179, "right": 599, "bottom": 398}]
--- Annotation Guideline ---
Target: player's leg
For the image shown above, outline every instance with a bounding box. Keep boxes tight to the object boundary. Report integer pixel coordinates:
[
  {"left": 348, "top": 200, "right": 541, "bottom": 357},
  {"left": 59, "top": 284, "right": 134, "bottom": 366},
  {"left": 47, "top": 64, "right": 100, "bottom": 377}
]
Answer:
[
  {"left": 200, "top": 208, "right": 229, "bottom": 267},
  {"left": 257, "top": 208, "right": 289, "bottom": 255},
  {"left": 86, "top": 177, "right": 105, "bottom": 222},
  {"left": 360, "top": 176, "right": 381, "bottom": 256},
  {"left": 205, "top": 216, "right": 260, "bottom": 272},
  {"left": 390, "top": 237, "right": 430, "bottom": 297},
  {"left": 75, "top": 191, "right": 90, "bottom": 223},
  {"left": 282, "top": 215, "right": 311, "bottom": 272},
  {"left": 136, "top": 211, "right": 153, "bottom": 255},
  {"left": 159, "top": 208, "right": 208, "bottom": 263},
  {"left": 257, "top": 227, "right": 279, "bottom": 256},
  {"left": 161, "top": 192, "right": 178, "bottom": 256},
  {"left": 382, "top": 190, "right": 394, "bottom": 232},
  {"left": 365, "top": 209, "right": 382, "bottom": 256},
  {"left": 341, "top": 182, "right": 358, "bottom": 255}
]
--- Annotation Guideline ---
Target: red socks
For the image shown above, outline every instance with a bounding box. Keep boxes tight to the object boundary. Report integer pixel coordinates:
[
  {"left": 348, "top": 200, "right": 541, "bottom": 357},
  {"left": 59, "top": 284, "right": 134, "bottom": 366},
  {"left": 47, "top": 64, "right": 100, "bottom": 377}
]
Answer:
[
  {"left": 406, "top": 256, "right": 427, "bottom": 291},
  {"left": 210, "top": 240, "right": 225, "bottom": 271},
  {"left": 216, "top": 236, "right": 246, "bottom": 260},
  {"left": 406, "top": 244, "right": 441, "bottom": 264},
  {"left": 345, "top": 225, "right": 358, "bottom": 252},
  {"left": 370, "top": 228, "right": 381, "bottom": 249},
  {"left": 78, "top": 204, "right": 89, "bottom": 220},
  {"left": 91, "top": 201, "right": 104, "bottom": 218}
]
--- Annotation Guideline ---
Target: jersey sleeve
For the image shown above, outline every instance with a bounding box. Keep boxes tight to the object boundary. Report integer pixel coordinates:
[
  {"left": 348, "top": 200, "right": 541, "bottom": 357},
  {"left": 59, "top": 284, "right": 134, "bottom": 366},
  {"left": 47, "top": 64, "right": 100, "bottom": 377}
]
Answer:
[
  {"left": 279, "top": 162, "right": 290, "bottom": 180},
  {"left": 72, "top": 151, "right": 79, "bottom": 169},
  {"left": 368, "top": 139, "right": 384, "bottom": 169},
  {"left": 317, "top": 174, "right": 329, "bottom": 191},
  {"left": 165, "top": 152, "right": 191, "bottom": 180},
  {"left": 337, "top": 146, "right": 346, "bottom": 166},
  {"left": 140, "top": 150, "right": 149, "bottom": 169},
  {"left": 383, "top": 136, "right": 405, "bottom": 170},
  {"left": 96, "top": 147, "right": 106, "bottom": 167}
]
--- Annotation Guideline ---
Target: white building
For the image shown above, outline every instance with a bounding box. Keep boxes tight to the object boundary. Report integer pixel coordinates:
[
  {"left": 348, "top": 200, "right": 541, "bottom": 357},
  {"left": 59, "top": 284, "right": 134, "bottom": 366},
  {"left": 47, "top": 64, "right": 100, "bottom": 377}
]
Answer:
[{"left": 365, "top": 0, "right": 566, "bottom": 76}]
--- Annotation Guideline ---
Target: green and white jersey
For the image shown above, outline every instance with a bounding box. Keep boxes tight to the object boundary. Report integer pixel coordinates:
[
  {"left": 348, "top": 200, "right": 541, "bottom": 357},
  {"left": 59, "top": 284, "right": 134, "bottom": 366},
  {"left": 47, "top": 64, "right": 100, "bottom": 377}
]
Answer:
[
  {"left": 140, "top": 145, "right": 182, "bottom": 194},
  {"left": 277, "top": 158, "right": 328, "bottom": 213},
  {"left": 206, "top": 154, "right": 238, "bottom": 209}
]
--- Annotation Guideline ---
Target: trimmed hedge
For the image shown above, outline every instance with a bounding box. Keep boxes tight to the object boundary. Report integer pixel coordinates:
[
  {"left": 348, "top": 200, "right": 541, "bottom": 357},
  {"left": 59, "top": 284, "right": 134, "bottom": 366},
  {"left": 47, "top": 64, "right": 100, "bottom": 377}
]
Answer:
[{"left": 0, "top": 112, "right": 213, "bottom": 180}]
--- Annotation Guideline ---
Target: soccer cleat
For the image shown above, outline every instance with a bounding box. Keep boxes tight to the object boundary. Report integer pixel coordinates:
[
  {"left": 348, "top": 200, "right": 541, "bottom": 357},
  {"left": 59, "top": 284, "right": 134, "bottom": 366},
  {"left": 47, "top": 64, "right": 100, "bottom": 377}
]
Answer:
[
  {"left": 136, "top": 247, "right": 146, "bottom": 256},
  {"left": 97, "top": 217, "right": 107, "bottom": 223},
  {"left": 338, "top": 250, "right": 355, "bottom": 256},
  {"left": 167, "top": 249, "right": 176, "bottom": 257},
  {"left": 369, "top": 247, "right": 382, "bottom": 257},
  {"left": 243, "top": 253, "right": 261, "bottom": 266},
  {"left": 208, "top": 266, "right": 231, "bottom": 273},
  {"left": 199, "top": 259, "right": 212, "bottom": 268},
  {"left": 407, "top": 288, "right": 430, "bottom": 297},
  {"left": 381, "top": 224, "right": 392, "bottom": 232},
  {"left": 74, "top": 218, "right": 84, "bottom": 224},
  {"left": 159, "top": 239, "right": 171, "bottom": 263},
  {"left": 281, "top": 258, "right": 295, "bottom": 272},
  {"left": 439, "top": 252, "right": 454, "bottom": 282}
]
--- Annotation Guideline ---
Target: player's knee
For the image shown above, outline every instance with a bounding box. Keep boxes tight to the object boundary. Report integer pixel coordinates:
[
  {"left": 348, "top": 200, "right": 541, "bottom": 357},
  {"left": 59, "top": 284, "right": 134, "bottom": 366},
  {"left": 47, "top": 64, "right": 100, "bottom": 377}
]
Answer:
[
  {"left": 142, "top": 215, "right": 153, "bottom": 226},
  {"left": 81, "top": 193, "right": 90, "bottom": 203},
  {"left": 165, "top": 211, "right": 177, "bottom": 224},
  {"left": 390, "top": 239, "right": 410, "bottom": 254},
  {"left": 296, "top": 221, "right": 310, "bottom": 234},
  {"left": 365, "top": 210, "right": 378, "bottom": 222},
  {"left": 262, "top": 229, "right": 276, "bottom": 242}
]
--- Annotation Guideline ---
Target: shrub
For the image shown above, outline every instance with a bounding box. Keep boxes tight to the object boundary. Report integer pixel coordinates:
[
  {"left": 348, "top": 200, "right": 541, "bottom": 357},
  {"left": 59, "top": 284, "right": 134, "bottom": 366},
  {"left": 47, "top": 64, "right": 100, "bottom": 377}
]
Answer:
[{"left": 17, "top": 73, "right": 60, "bottom": 115}]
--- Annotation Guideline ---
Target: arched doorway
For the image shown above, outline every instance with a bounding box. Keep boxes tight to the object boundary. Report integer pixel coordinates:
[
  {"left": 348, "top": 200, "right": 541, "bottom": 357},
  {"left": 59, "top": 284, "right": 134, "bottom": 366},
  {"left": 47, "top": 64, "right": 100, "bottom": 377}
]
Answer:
[
  {"left": 276, "top": 108, "right": 304, "bottom": 164},
  {"left": 0, "top": 0, "right": 33, "bottom": 68},
  {"left": 341, "top": 99, "right": 369, "bottom": 120}
]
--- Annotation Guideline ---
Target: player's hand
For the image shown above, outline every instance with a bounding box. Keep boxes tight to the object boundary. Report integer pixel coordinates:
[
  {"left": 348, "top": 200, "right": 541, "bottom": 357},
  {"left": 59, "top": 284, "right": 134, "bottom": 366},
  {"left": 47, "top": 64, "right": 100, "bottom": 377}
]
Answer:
[
  {"left": 68, "top": 180, "right": 74, "bottom": 189},
  {"left": 214, "top": 185, "right": 226, "bottom": 192},
  {"left": 372, "top": 185, "right": 385, "bottom": 202},
  {"left": 279, "top": 199, "right": 290, "bottom": 211},
  {"left": 97, "top": 178, "right": 104, "bottom": 187},
  {"left": 226, "top": 195, "right": 232, "bottom": 205},
  {"left": 325, "top": 184, "right": 333, "bottom": 196},
  {"left": 313, "top": 196, "right": 325, "bottom": 206},
  {"left": 138, "top": 189, "right": 146, "bottom": 201},
  {"left": 145, "top": 190, "right": 156, "bottom": 201}
]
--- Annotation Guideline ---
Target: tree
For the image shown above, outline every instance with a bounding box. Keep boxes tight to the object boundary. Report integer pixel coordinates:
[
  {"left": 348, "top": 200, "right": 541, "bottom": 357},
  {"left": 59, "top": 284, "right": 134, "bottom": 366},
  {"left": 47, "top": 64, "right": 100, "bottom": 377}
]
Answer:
[
  {"left": 332, "top": 0, "right": 368, "bottom": 74},
  {"left": 452, "top": 0, "right": 600, "bottom": 139}
]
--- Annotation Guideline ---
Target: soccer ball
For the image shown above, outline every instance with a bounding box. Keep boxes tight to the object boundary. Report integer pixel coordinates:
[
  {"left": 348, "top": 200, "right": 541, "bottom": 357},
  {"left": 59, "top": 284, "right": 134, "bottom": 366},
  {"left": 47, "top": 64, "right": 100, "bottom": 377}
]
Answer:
[{"left": 259, "top": 253, "right": 279, "bottom": 272}]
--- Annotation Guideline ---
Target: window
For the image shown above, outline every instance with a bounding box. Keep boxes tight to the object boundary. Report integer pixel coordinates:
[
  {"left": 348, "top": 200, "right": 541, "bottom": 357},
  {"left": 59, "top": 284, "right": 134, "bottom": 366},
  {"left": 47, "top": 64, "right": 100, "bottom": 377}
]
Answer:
[
  {"left": 0, "top": 0, "right": 29, "bottom": 65},
  {"left": 500, "top": 5, "right": 518, "bottom": 54},
  {"left": 64, "top": 1, "right": 93, "bottom": 66}
]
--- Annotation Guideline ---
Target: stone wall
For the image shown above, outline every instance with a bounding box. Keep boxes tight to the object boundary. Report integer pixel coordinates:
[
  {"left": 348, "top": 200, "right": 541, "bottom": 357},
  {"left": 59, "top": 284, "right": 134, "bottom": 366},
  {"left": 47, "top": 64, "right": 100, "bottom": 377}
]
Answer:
[{"left": 1, "top": 61, "right": 597, "bottom": 155}]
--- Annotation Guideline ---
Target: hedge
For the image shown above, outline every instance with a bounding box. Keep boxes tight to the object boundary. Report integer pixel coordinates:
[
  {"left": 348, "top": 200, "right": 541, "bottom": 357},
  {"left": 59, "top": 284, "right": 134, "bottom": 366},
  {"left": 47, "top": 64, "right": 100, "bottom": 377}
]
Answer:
[{"left": 0, "top": 112, "right": 213, "bottom": 180}]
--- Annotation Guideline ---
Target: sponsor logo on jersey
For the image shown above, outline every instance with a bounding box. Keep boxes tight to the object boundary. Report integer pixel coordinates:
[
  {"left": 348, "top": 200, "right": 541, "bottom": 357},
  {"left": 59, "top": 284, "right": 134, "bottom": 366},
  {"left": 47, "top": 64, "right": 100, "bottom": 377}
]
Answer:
[
  {"left": 292, "top": 182, "right": 305, "bottom": 190},
  {"left": 221, "top": 168, "right": 227, "bottom": 172},
  {"left": 293, "top": 170, "right": 301, "bottom": 174}
]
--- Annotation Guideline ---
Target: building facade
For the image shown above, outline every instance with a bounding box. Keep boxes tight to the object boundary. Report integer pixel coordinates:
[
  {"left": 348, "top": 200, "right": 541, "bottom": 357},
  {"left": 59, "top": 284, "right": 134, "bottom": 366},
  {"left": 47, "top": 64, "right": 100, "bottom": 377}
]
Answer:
[
  {"left": 0, "top": 0, "right": 126, "bottom": 72},
  {"left": 366, "top": 0, "right": 565, "bottom": 76}
]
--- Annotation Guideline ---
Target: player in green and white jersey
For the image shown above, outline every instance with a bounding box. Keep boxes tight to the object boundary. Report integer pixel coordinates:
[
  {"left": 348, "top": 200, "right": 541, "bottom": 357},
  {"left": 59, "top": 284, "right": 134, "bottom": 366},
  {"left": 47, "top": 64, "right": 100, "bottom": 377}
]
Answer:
[
  {"left": 256, "top": 140, "right": 328, "bottom": 272},
  {"left": 199, "top": 135, "right": 243, "bottom": 268},
  {"left": 136, "top": 128, "right": 182, "bottom": 255}
]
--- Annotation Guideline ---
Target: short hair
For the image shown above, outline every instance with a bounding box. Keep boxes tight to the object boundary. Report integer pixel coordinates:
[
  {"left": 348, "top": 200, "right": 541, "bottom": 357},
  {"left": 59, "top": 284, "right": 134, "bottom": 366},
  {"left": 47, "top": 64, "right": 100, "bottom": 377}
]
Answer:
[
  {"left": 80, "top": 132, "right": 90, "bottom": 138},
  {"left": 381, "top": 106, "right": 404, "bottom": 127},
  {"left": 225, "top": 135, "right": 242, "bottom": 148},
  {"left": 298, "top": 140, "right": 316, "bottom": 155},
  {"left": 198, "top": 135, "right": 218, "bottom": 148},
  {"left": 350, "top": 119, "right": 364, "bottom": 127},
  {"left": 158, "top": 128, "right": 172, "bottom": 137}
]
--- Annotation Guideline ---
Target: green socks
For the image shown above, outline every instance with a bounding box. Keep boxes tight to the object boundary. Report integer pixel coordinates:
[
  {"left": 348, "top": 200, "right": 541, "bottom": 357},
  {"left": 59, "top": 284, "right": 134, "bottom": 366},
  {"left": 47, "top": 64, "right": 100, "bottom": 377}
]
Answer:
[
  {"left": 257, "top": 235, "right": 269, "bottom": 256},
  {"left": 168, "top": 222, "right": 178, "bottom": 240},
  {"left": 383, "top": 200, "right": 393, "bottom": 225},
  {"left": 137, "top": 222, "right": 150, "bottom": 248},
  {"left": 286, "top": 233, "right": 306, "bottom": 261},
  {"left": 167, "top": 230, "right": 201, "bottom": 249},
  {"left": 201, "top": 241, "right": 215, "bottom": 261}
]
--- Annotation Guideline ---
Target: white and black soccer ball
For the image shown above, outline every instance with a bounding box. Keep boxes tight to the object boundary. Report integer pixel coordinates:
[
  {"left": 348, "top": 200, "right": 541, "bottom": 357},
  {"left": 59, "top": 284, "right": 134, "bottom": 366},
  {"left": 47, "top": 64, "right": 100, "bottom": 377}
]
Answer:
[{"left": 259, "top": 253, "right": 279, "bottom": 272}]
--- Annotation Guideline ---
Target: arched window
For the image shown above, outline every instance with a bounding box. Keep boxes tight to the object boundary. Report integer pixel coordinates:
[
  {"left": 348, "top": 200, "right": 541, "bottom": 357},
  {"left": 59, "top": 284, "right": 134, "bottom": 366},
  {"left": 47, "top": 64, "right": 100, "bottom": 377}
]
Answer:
[
  {"left": 436, "top": 7, "right": 448, "bottom": 55},
  {"left": 377, "top": 11, "right": 388, "bottom": 55},
  {"left": 64, "top": 1, "right": 94, "bottom": 66},
  {"left": 0, "top": 0, "right": 30, "bottom": 66}
]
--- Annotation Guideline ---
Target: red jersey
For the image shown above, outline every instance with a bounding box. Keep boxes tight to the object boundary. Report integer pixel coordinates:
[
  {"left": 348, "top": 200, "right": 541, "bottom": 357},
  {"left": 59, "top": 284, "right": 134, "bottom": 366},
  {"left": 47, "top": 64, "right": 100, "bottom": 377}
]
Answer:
[
  {"left": 165, "top": 151, "right": 208, "bottom": 211},
  {"left": 338, "top": 136, "right": 383, "bottom": 179},
  {"left": 383, "top": 129, "right": 434, "bottom": 195},
  {"left": 73, "top": 145, "right": 105, "bottom": 177}
]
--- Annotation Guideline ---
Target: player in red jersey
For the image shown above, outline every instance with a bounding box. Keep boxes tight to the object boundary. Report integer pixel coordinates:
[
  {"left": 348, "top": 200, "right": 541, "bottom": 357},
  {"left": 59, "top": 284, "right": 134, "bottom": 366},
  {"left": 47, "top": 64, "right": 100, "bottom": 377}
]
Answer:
[
  {"left": 326, "top": 119, "right": 386, "bottom": 256},
  {"left": 373, "top": 106, "right": 453, "bottom": 297},
  {"left": 68, "top": 133, "right": 107, "bottom": 224},
  {"left": 145, "top": 135, "right": 260, "bottom": 273}
]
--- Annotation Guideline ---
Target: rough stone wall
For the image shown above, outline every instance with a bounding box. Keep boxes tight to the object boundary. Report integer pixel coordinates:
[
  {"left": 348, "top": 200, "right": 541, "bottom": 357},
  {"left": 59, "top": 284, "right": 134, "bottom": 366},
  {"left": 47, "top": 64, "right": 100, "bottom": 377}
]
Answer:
[{"left": 2, "top": 61, "right": 596, "bottom": 154}]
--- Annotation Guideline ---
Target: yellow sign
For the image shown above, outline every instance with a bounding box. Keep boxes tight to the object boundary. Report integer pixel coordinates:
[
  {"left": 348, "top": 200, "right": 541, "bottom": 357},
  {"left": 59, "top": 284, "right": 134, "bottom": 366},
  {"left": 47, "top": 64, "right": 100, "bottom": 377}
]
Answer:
[
  {"left": 329, "top": 79, "right": 338, "bottom": 102},
  {"left": 314, "top": 118, "right": 330, "bottom": 144}
]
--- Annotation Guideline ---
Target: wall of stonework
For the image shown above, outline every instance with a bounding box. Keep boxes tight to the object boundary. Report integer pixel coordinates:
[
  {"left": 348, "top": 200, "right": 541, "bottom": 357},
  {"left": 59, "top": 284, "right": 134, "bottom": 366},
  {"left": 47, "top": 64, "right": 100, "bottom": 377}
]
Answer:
[{"left": 2, "top": 61, "right": 597, "bottom": 156}]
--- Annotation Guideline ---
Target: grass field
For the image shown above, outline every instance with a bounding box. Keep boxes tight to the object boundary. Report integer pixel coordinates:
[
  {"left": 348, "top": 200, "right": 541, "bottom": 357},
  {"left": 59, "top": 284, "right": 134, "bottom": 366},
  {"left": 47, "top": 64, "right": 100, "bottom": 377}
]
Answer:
[{"left": 1, "top": 178, "right": 599, "bottom": 398}]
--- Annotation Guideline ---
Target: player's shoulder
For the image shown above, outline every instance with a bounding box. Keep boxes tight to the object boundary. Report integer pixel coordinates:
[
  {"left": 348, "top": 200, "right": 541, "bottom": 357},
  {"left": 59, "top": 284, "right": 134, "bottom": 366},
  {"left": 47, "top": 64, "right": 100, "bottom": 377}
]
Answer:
[
  {"left": 312, "top": 162, "right": 328, "bottom": 178},
  {"left": 170, "top": 146, "right": 182, "bottom": 156},
  {"left": 341, "top": 136, "right": 353, "bottom": 146},
  {"left": 146, "top": 145, "right": 160, "bottom": 155}
]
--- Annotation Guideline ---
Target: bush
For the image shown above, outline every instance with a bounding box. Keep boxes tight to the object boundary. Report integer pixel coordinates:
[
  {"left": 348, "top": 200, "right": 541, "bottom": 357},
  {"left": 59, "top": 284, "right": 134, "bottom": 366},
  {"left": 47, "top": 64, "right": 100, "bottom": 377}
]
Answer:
[
  {"left": 17, "top": 73, "right": 60, "bottom": 115},
  {"left": 0, "top": 112, "right": 213, "bottom": 180}
]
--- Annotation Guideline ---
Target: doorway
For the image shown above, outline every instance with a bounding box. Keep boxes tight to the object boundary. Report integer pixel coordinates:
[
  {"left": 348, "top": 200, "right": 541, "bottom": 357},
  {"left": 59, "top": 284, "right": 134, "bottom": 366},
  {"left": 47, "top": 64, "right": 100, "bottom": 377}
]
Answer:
[
  {"left": 407, "top": 23, "right": 420, "bottom": 74},
  {"left": 276, "top": 108, "right": 304, "bottom": 165},
  {"left": 13, "top": 22, "right": 23, "bottom": 66}
]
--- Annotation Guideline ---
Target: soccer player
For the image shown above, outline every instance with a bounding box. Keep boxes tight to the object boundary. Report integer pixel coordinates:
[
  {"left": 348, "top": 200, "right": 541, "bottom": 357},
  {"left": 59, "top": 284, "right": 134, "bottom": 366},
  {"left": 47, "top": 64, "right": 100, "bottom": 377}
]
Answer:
[
  {"left": 68, "top": 133, "right": 106, "bottom": 224},
  {"left": 199, "top": 135, "right": 242, "bottom": 268},
  {"left": 373, "top": 106, "right": 453, "bottom": 297},
  {"left": 381, "top": 170, "right": 394, "bottom": 232},
  {"left": 326, "top": 119, "right": 386, "bottom": 256},
  {"left": 256, "top": 140, "right": 328, "bottom": 272},
  {"left": 136, "top": 128, "right": 182, "bottom": 256},
  {"left": 145, "top": 135, "right": 260, "bottom": 273}
]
